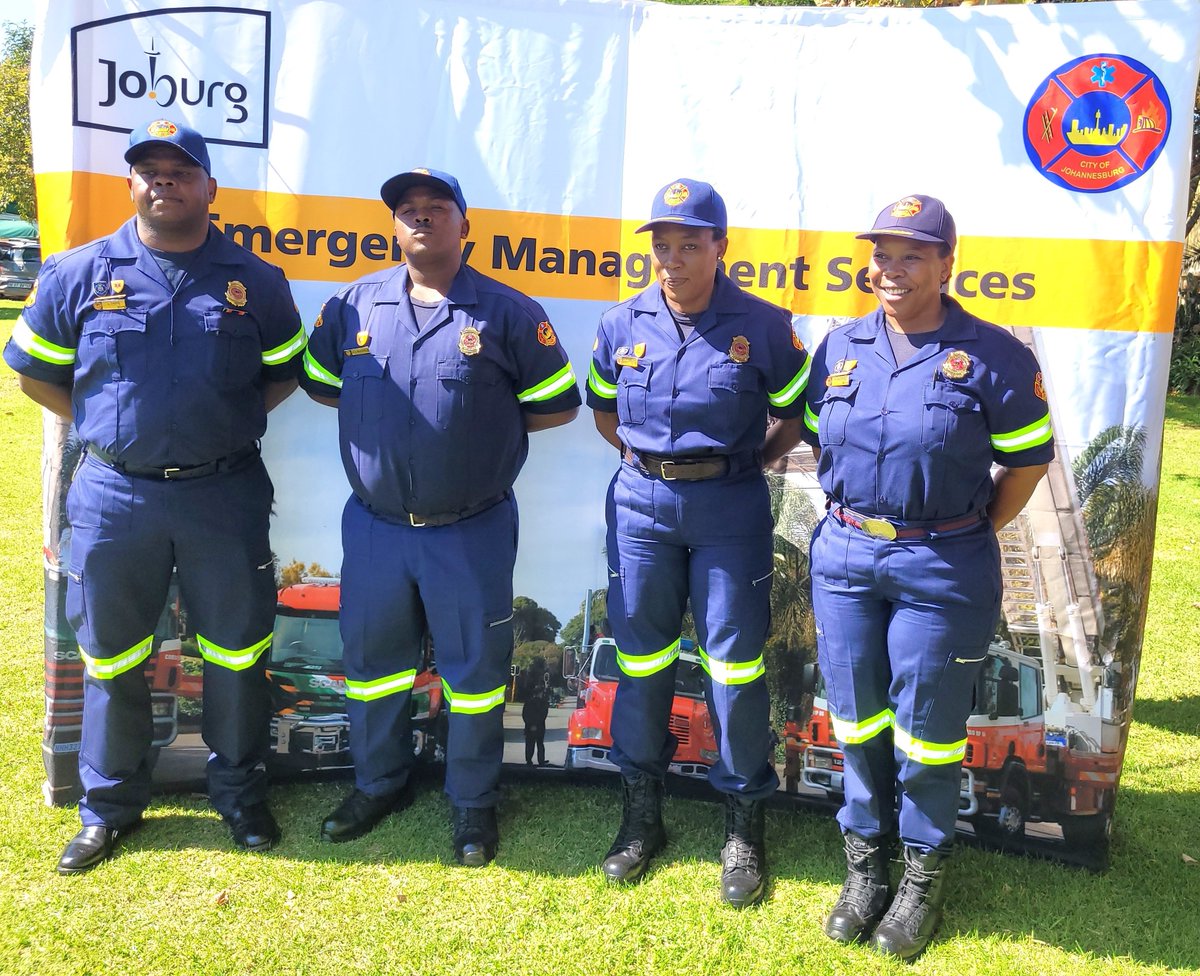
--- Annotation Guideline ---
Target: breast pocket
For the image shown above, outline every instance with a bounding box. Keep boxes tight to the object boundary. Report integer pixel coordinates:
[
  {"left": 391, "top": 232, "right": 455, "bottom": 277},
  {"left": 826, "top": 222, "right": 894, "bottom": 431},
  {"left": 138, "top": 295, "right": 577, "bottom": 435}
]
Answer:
[
  {"left": 343, "top": 353, "right": 387, "bottom": 423},
  {"left": 203, "top": 310, "right": 261, "bottom": 389},
  {"left": 818, "top": 384, "right": 858, "bottom": 447},
  {"left": 436, "top": 357, "right": 504, "bottom": 429},
  {"left": 616, "top": 362, "right": 651, "bottom": 426},
  {"left": 81, "top": 309, "right": 147, "bottom": 379},
  {"left": 922, "top": 383, "right": 983, "bottom": 454}
]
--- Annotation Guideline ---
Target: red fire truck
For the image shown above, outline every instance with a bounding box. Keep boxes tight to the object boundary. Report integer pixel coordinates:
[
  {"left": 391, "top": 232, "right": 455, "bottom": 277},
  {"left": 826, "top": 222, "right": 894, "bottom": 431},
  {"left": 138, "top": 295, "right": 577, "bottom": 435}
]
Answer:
[
  {"left": 268, "top": 578, "right": 446, "bottom": 766},
  {"left": 565, "top": 637, "right": 719, "bottom": 778},
  {"left": 784, "top": 642, "right": 1120, "bottom": 847}
]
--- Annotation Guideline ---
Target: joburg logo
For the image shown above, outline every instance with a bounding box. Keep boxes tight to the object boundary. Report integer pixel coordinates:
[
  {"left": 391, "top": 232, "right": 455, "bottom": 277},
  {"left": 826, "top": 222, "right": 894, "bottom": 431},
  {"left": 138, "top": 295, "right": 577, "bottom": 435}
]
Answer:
[
  {"left": 72, "top": 7, "right": 270, "bottom": 149},
  {"left": 1023, "top": 54, "right": 1171, "bottom": 193}
]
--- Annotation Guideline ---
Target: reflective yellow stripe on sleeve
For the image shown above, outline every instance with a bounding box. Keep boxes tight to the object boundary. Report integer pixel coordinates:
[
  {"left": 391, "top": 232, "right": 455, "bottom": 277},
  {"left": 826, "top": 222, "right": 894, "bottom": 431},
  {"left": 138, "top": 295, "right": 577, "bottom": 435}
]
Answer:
[
  {"left": 991, "top": 412, "right": 1052, "bottom": 453},
  {"left": 587, "top": 361, "right": 617, "bottom": 400},
  {"left": 10, "top": 317, "right": 76, "bottom": 366},
  {"left": 262, "top": 325, "right": 306, "bottom": 365},
  {"left": 804, "top": 401, "right": 819, "bottom": 434},
  {"left": 303, "top": 348, "right": 343, "bottom": 389},
  {"left": 767, "top": 356, "right": 810, "bottom": 408},
  {"left": 517, "top": 362, "right": 577, "bottom": 404}
]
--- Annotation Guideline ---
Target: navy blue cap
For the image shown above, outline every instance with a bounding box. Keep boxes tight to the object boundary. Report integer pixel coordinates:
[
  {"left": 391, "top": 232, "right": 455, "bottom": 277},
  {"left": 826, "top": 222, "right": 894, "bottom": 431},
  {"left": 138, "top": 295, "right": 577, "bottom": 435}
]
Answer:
[
  {"left": 636, "top": 179, "right": 727, "bottom": 234},
  {"left": 381, "top": 168, "right": 468, "bottom": 215},
  {"left": 856, "top": 194, "right": 956, "bottom": 251},
  {"left": 124, "top": 119, "right": 211, "bottom": 174}
]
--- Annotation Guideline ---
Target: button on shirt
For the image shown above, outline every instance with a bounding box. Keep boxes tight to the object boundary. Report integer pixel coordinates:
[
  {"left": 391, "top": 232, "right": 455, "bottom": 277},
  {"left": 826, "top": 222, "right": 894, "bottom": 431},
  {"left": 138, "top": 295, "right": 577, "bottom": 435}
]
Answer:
[
  {"left": 802, "top": 297, "right": 1054, "bottom": 522},
  {"left": 3, "top": 219, "right": 305, "bottom": 468},
  {"left": 301, "top": 262, "right": 581, "bottom": 518},
  {"left": 586, "top": 272, "right": 810, "bottom": 455}
]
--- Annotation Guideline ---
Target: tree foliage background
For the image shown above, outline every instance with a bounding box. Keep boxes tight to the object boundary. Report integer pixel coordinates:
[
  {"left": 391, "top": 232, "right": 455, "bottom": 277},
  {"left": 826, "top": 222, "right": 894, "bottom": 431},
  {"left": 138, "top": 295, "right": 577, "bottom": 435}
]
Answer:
[{"left": 0, "top": 21, "right": 33, "bottom": 219}]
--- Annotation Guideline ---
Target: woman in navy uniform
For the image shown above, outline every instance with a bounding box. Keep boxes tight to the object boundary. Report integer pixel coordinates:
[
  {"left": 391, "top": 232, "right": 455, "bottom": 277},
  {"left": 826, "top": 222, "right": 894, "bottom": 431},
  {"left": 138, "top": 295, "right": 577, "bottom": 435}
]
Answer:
[
  {"left": 802, "top": 195, "right": 1052, "bottom": 959},
  {"left": 587, "top": 179, "right": 810, "bottom": 907}
]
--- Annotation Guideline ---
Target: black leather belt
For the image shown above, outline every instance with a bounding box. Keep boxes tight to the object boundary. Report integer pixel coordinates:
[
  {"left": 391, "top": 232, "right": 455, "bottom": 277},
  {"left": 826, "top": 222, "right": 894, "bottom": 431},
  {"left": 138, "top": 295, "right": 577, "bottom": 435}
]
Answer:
[
  {"left": 833, "top": 505, "right": 985, "bottom": 541},
  {"left": 86, "top": 443, "right": 260, "bottom": 481},
  {"left": 624, "top": 449, "right": 732, "bottom": 482},
  {"left": 403, "top": 493, "right": 507, "bottom": 528}
]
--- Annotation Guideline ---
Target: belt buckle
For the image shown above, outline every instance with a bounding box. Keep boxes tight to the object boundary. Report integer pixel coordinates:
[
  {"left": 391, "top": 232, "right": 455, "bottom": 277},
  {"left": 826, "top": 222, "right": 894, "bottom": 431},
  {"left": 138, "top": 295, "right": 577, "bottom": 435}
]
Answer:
[
  {"left": 409, "top": 513, "right": 427, "bottom": 527},
  {"left": 860, "top": 517, "right": 898, "bottom": 541},
  {"left": 162, "top": 467, "right": 181, "bottom": 480},
  {"left": 658, "top": 460, "right": 678, "bottom": 481}
]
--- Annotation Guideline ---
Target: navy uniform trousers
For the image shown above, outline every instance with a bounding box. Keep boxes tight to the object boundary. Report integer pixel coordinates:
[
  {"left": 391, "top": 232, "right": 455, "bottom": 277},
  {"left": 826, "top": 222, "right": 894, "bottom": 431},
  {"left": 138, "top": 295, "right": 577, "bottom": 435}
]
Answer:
[
  {"left": 66, "top": 454, "right": 277, "bottom": 828},
  {"left": 605, "top": 461, "right": 779, "bottom": 800},
  {"left": 339, "top": 493, "right": 517, "bottom": 808},
  {"left": 810, "top": 513, "right": 1000, "bottom": 850}
]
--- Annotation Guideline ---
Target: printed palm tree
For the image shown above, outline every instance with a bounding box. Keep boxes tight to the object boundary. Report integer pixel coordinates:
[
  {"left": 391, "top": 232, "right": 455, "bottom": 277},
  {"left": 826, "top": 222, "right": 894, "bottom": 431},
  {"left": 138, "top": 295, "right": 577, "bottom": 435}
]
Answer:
[
  {"left": 1072, "top": 424, "right": 1158, "bottom": 707},
  {"left": 764, "top": 472, "right": 822, "bottom": 721}
]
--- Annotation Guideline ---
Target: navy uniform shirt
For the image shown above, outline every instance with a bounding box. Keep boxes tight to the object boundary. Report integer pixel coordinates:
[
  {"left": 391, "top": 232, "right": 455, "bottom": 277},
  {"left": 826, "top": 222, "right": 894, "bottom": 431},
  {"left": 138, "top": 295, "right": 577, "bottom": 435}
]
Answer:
[
  {"left": 802, "top": 296, "right": 1054, "bottom": 523},
  {"left": 301, "top": 262, "right": 581, "bottom": 519},
  {"left": 586, "top": 271, "right": 810, "bottom": 455},
  {"left": 3, "top": 218, "right": 305, "bottom": 468}
]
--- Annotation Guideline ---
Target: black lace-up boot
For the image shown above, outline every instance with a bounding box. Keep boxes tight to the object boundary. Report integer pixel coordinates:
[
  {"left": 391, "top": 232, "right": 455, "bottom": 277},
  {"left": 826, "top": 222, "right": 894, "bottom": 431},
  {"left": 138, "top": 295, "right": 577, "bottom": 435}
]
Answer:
[
  {"left": 451, "top": 805, "right": 499, "bottom": 867},
  {"left": 869, "top": 845, "right": 951, "bottom": 961},
  {"left": 601, "top": 773, "right": 666, "bottom": 883},
  {"left": 719, "top": 794, "right": 766, "bottom": 908},
  {"left": 823, "top": 830, "right": 892, "bottom": 942}
]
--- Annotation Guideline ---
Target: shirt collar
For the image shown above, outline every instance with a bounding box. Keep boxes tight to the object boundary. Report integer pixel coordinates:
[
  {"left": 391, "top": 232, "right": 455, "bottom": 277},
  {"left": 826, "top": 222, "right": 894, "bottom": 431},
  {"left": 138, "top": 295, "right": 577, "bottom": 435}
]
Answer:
[
  {"left": 847, "top": 295, "right": 979, "bottom": 343},
  {"left": 629, "top": 270, "right": 750, "bottom": 316}
]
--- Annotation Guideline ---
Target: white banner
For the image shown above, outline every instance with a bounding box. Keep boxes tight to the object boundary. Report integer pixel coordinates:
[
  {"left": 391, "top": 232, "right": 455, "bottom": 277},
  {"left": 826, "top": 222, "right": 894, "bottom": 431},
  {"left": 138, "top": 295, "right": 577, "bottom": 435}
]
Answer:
[{"left": 27, "top": 0, "right": 1200, "bottom": 864}]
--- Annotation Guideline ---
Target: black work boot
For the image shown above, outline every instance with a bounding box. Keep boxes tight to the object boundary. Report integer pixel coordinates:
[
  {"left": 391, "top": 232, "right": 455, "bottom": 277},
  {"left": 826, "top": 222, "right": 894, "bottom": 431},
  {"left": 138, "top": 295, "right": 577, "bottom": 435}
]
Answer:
[
  {"left": 719, "top": 794, "right": 767, "bottom": 908},
  {"left": 601, "top": 773, "right": 666, "bottom": 883},
  {"left": 452, "top": 805, "right": 499, "bottom": 867},
  {"left": 823, "top": 830, "right": 892, "bottom": 942},
  {"left": 869, "top": 845, "right": 951, "bottom": 961}
]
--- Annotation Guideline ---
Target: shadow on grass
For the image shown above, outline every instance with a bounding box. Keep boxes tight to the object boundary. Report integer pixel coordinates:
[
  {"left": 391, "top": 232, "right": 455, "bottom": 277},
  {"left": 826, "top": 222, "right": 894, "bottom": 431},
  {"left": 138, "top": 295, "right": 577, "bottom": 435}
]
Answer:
[
  {"left": 1164, "top": 394, "right": 1200, "bottom": 427},
  {"left": 1129, "top": 695, "right": 1200, "bottom": 738}
]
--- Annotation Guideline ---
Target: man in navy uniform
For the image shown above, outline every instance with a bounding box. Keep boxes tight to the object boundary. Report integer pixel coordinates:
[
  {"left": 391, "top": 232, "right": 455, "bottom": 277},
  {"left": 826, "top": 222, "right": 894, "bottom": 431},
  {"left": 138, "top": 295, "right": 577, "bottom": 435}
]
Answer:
[
  {"left": 302, "top": 168, "right": 580, "bottom": 865},
  {"left": 587, "top": 179, "right": 810, "bottom": 906},
  {"left": 4, "top": 119, "right": 305, "bottom": 873}
]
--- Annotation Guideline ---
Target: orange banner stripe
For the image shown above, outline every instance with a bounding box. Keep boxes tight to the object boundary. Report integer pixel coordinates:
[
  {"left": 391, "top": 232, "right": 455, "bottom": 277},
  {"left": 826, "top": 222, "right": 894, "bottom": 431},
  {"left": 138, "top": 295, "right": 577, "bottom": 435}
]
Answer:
[{"left": 36, "top": 171, "right": 1182, "bottom": 333}]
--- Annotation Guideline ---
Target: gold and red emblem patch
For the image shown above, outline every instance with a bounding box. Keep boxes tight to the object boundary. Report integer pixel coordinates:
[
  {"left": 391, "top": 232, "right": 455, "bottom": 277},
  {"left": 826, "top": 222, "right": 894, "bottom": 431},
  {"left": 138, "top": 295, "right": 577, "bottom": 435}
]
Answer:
[
  {"left": 941, "top": 350, "right": 971, "bottom": 380},
  {"left": 459, "top": 325, "right": 482, "bottom": 356},
  {"left": 537, "top": 320, "right": 558, "bottom": 347},
  {"left": 147, "top": 119, "right": 178, "bottom": 138},
  {"left": 729, "top": 335, "right": 750, "bottom": 364},
  {"left": 24, "top": 279, "right": 38, "bottom": 308},
  {"left": 890, "top": 196, "right": 923, "bottom": 219},
  {"left": 225, "top": 280, "right": 248, "bottom": 307},
  {"left": 791, "top": 331, "right": 804, "bottom": 352},
  {"left": 663, "top": 182, "right": 690, "bottom": 206},
  {"left": 1034, "top": 371, "right": 1046, "bottom": 401}
]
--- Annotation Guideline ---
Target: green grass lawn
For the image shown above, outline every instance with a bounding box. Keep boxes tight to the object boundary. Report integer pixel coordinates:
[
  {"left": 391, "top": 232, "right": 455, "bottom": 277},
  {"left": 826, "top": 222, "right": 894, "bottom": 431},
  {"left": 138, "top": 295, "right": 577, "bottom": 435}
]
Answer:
[{"left": 1, "top": 299, "right": 1198, "bottom": 975}]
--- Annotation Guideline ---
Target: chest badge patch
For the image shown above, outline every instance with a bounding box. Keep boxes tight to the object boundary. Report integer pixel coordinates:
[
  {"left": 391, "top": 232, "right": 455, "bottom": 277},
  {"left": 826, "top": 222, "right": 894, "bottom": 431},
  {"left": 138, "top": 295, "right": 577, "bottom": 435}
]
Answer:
[
  {"left": 729, "top": 335, "right": 750, "bottom": 364},
  {"left": 940, "top": 350, "right": 972, "bottom": 380},
  {"left": 459, "top": 325, "right": 482, "bottom": 356},
  {"left": 537, "top": 320, "right": 558, "bottom": 347},
  {"left": 827, "top": 358, "right": 858, "bottom": 387},
  {"left": 225, "top": 280, "right": 248, "bottom": 308},
  {"left": 615, "top": 345, "right": 639, "bottom": 368},
  {"left": 356, "top": 329, "right": 370, "bottom": 347}
]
